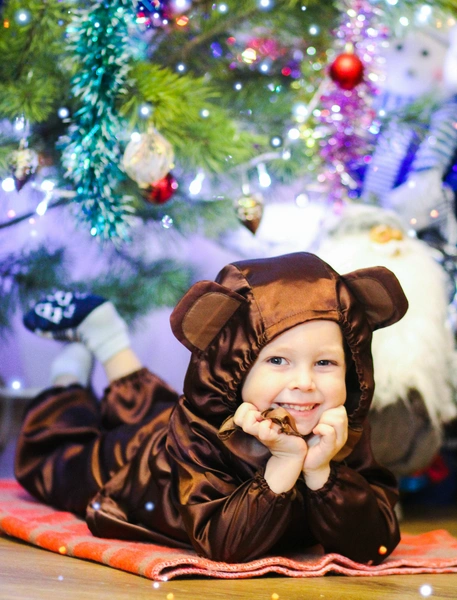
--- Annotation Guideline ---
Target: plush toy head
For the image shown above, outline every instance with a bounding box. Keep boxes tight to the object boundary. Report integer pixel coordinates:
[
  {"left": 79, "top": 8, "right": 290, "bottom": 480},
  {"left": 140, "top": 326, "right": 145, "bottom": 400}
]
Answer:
[{"left": 379, "top": 28, "right": 447, "bottom": 100}]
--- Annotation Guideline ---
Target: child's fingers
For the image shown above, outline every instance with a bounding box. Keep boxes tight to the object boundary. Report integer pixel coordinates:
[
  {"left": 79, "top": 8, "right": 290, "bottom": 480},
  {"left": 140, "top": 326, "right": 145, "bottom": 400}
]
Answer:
[
  {"left": 316, "top": 406, "right": 348, "bottom": 447},
  {"left": 256, "top": 418, "right": 281, "bottom": 442},
  {"left": 233, "top": 402, "right": 260, "bottom": 428},
  {"left": 312, "top": 423, "right": 336, "bottom": 446}
]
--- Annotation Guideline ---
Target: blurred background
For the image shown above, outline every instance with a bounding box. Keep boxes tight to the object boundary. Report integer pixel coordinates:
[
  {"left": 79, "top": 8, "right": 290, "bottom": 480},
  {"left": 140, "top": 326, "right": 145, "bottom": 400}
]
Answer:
[{"left": 1, "top": 0, "right": 457, "bottom": 507}]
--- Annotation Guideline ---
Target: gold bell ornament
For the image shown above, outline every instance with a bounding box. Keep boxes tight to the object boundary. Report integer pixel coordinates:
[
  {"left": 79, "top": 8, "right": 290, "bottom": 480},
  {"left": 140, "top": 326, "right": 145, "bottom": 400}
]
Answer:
[{"left": 234, "top": 192, "right": 264, "bottom": 234}]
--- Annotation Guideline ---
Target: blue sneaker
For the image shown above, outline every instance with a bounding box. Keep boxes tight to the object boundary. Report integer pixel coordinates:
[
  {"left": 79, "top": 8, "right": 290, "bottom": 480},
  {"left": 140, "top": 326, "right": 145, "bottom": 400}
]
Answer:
[{"left": 23, "top": 291, "right": 106, "bottom": 341}]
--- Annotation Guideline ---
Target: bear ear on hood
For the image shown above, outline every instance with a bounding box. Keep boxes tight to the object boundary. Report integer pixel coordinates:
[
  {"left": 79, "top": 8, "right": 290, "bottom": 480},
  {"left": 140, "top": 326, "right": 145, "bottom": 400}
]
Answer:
[
  {"left": 341, "top": 266, "right": 408, "bottom": 331},
  {"left": 170, "top": 280, "right": 247, "bottom": 353}
]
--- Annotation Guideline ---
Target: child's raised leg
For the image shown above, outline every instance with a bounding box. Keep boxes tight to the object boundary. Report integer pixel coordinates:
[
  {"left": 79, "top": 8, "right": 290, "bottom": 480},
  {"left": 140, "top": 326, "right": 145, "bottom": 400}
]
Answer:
[
  {"left": 24, "top": 291, "right": 142, "bottom": 383},
  {"left": 17, "top": 292, "right": 179, "bottom": 514}
]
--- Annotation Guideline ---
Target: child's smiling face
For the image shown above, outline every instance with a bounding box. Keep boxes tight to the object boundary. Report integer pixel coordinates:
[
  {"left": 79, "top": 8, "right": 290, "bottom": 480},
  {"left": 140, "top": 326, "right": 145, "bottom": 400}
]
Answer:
[{"left": 241, "top": 320, "right": 347, "bottom": 436}]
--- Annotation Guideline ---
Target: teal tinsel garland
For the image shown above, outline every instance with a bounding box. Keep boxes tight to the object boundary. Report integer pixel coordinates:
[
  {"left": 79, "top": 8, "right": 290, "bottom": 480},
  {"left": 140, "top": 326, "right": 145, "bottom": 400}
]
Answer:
[{"left": 62, "top": 0, "right": 135, "bottom": 240}]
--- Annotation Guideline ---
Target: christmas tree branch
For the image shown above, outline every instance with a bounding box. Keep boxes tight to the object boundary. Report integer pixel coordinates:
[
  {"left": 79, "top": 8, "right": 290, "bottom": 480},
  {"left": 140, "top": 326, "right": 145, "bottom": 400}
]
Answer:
[{"left": 0, "top": 195, "right": 71, "bottom": 230}]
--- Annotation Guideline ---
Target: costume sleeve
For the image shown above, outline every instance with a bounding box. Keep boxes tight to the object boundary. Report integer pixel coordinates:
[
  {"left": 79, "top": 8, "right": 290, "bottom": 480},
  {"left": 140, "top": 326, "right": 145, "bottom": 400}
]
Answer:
[{"left": 303, "top": 422, "right": 400, "bottom": 565}]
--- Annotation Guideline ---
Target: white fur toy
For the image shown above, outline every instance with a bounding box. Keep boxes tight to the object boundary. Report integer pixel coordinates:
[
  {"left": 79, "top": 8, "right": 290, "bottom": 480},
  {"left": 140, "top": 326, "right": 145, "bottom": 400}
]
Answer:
[{"left": 317, "top": 205, "right": 457, "bottom": 477}]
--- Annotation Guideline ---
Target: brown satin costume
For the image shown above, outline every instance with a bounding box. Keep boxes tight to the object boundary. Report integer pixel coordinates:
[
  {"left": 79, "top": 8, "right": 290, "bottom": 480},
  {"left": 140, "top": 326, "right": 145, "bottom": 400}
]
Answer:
[{"left": 15, "top": 252, "right": 408, "bottom": 564}]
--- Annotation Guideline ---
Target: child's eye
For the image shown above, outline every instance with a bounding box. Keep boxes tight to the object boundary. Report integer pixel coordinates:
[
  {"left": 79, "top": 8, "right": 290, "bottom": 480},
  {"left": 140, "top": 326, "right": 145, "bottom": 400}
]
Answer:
[
  {"left": 316, "top": 359, "right": 334, "bottom": 367},
  {"left": 268, "top": 356, "right": 286, "bottom": 365}
]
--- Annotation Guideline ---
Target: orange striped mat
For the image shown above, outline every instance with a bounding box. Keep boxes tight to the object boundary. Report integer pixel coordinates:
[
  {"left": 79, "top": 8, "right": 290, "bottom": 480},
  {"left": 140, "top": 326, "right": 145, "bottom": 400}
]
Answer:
[{"left": 1, "top": 479, "right": 457, "bottom": 581}]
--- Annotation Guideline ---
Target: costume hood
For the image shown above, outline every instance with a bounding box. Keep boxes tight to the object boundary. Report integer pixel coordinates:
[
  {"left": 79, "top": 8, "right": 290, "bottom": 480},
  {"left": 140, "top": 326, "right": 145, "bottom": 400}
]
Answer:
[{"left": 170, "top": 252, "right": 407, "bottom": 460}]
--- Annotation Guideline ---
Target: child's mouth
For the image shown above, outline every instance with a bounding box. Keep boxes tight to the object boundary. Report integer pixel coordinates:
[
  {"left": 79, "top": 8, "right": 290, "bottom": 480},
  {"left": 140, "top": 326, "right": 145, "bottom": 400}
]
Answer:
[{"left": 277, "top": 403, "right": 317, "bottom": 413}]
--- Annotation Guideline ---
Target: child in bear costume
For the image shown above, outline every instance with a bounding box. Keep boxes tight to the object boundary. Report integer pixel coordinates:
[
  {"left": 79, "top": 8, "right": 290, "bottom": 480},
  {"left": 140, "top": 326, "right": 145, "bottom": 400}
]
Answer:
[{"left": 15, "top": 252, "right": 407, "bottom": 564}]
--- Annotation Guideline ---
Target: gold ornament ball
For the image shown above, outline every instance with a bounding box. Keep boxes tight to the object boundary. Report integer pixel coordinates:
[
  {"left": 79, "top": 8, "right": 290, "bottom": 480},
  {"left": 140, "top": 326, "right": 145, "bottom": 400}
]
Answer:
[
  {"left": 234, "top": 192, "right": 264, "bottom": 234},
  {"left": 123, "top": 128, "right": 174, "bottom": 188}
]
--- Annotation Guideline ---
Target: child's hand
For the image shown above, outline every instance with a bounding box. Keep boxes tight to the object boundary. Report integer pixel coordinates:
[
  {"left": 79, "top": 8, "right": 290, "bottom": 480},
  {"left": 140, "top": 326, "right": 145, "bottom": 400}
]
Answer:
[
  {"left": 233, "top": 402, "right": 307, "bottom": 458},
  {"left": 234, "top": 402, "right": 307, "bottom": 494},
  {"left": 302, "top": 405, "right": 348, "bottom": 490}
]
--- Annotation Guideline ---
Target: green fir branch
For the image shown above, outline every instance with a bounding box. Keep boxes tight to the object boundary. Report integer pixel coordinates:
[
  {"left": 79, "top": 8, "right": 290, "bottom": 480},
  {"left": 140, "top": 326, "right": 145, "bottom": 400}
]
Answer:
[
  {"left": 136, "top": 197, "right": 240, "bottom": 238},
  {"left": 88, "top": 257, "right": 194, "bottom": 324},
  {"left": 121, "top": 63, "right": 260, "bottom": 173},
  {"left": 0, "top": 0, "right": 73, "bottom": 123},
  {"left": 0, "top": 138, "right": 18, "bottom": 178}
]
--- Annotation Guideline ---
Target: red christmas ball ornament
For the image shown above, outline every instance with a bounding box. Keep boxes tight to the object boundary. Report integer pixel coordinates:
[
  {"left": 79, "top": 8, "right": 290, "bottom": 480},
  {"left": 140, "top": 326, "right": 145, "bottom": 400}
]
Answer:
[
  {"left": 329, "top": 52, "right": 364, "bottom": 90},
  {"left": 143, "top": 172, "right": 178, "bottom": 204}
]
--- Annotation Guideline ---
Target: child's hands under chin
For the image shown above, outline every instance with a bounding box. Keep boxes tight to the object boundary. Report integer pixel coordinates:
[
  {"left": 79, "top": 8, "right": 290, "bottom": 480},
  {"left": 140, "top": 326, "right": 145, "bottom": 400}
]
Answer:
[
  {"left": 302, "top": 405, "right": 348, "bottom": 490},
  {"left": 233, "top": 402, "right": 307, "bottom": 458}
]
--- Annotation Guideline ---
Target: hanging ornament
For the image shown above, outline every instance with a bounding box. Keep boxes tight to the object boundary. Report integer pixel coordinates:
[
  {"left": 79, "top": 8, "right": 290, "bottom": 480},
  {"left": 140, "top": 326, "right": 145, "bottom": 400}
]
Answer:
[
  {"left": 142, "top": 172, "right": 178, "bottom": 204},
  {"left": 123, "top": 128, "right": 175, "bottom": 189},
  {"left": 9, "top": 139, "right": 39, "bottom": 191},
  {"left": 234, "top": 192, "right": 264, "bottom": 234},
  {"left": 329, "top": 52, "right": 364, "bottom": 90}
]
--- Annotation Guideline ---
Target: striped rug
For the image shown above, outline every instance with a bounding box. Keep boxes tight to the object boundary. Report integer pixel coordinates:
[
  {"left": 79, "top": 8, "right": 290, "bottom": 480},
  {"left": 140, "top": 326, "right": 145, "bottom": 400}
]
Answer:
[{"left": 1, "top": 479, "right": 457, "bottom": 581}]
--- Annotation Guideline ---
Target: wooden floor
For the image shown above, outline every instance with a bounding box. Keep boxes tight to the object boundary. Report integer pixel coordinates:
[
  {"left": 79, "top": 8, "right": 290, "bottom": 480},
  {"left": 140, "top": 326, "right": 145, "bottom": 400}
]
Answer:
[{"left": 1, "top": 501, "right": 457, "bottom": 599}]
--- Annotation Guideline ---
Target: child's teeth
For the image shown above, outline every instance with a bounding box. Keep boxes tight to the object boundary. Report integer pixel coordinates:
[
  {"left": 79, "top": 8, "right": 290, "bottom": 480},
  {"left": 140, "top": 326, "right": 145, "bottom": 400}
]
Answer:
[{"left": 281, "top": 403, "right": 315, "bottom": 412}]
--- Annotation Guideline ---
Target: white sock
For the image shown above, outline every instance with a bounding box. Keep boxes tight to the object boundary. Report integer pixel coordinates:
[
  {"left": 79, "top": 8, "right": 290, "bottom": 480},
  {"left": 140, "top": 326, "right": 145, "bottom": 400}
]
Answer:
[
  {"left": 77, "top": 301, "right": 131, "bottom": 364},
  {"left": 50, "top": 342, "right": 94, "bottom": 387}
]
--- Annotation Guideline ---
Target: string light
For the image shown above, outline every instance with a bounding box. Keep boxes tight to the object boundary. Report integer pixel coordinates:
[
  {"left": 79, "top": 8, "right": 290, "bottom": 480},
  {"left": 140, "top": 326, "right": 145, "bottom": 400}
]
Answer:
[
  {"left": 417, "top": 5, "right": 433, "bottom": 23},
  {"left": 14, "top": 117, "right": 25, "bottom": 131},
  {"left": 171, "top": 0, "right": 191, "bottom": 11},
  {"left": 257, "top": 163, "right": 271, "bottom": 187},
  {"left": 41, "top": 180, "right": 55, "bottom": 192},
  {"left": 295, "top": 193, "right": 309, "bottom": 206},
  {"left": 139, "top": 103, "right": 152, "bottom": 117},
  {"left": 36, "top": 194, "right": 51, "bottom": 216},
  {"left": 287, "top": 128, "right": 300, "bottom": 140},
  {"left": 58, "top": 107, "right": 70, "bottom": 119},
  {"left": 14, "top": 9, "right": 31, "bottom": 25},
  {"left": 270, "top": 136, "right": 283, "bottom": 147},
  {"left": 189, "top": 169, "right": 205, "bottom": 195},
  {"left": 242, "top": 48, "right": 257, "bottom": 63},
  {"left": 2, "top": 178, "right": 15, "bottom": 192}
]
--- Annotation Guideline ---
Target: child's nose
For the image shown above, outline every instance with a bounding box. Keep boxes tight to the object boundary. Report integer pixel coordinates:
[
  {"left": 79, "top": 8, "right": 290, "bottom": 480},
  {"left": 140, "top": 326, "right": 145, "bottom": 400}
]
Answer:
[{"left": 289, "top": 368, "right": 315, "bottom": 391}]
